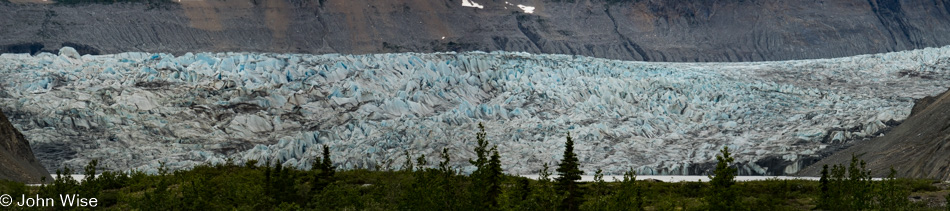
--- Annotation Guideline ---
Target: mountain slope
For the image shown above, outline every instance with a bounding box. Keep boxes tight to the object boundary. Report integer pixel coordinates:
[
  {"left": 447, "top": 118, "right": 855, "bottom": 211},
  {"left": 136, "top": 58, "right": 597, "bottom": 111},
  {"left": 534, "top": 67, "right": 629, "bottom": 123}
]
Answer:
[
  {"left": 3, "top": 0, "right": 950, "bottom": 61},
  {"left": 798, "top": 88, "right": 950, "bottom": 180},
  {"left": 0, "top": 107, "right": 50, "bottom": 183}
]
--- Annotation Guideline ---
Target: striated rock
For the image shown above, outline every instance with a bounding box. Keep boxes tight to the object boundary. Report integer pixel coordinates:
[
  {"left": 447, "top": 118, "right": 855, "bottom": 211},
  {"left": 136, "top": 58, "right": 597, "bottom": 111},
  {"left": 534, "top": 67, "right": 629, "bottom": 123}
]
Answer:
[
  {"left": 0, "top": 108, "right": 50, "bottom": 183},
  {"left": 2, "top": 0, "right": 950, "bottom": 62},
  {"left": 799, "top": 88, "right": 950, "bottom": 180}
]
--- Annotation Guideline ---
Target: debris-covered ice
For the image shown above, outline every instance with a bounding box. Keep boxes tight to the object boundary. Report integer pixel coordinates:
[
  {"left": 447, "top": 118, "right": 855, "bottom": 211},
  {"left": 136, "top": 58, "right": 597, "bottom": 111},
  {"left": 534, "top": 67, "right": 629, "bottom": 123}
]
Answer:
[{"left": 3, "top": 47, "right": 950, "bottom": 175}]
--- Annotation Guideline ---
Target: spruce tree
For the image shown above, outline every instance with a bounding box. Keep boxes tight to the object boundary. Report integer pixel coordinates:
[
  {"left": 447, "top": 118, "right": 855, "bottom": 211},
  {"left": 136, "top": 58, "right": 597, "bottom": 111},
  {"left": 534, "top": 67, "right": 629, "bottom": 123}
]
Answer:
[
  {"left": 469, "top": 122, "right": 501, "bottom": 209},
  {"left": 320, "top": 145, "right": 335, "bottom": 177},
  {"left": 879, "top": 167, "right": 907, "bottom": 209},
  {"left": 580, "top": 168, "right": 609, "bottom": 210},
  {"left": 829, "top": 164, "right": 848, "bottom": 210},
  {"left": 313, "top": 145, "right": 334, "bottom": 192},
  {"left": 817, "top": 164, "right": 831, "bottom": 210},
  {"left": 470, "top": 123, "right": 490, "bottom": 170},
  {"left": 555, "top": 132, "right": 583, "bottom": 211},
  {"left": 707, "top": 146, "right": 738, "bottom": 211},
  {"left": 847, "top": 154, "right": 873, "bottom": 210},
  {"left": 438, "top": 148, "right": 453, "bottom": 174},
  {"left": 486, "top": 146, "right": 503, "bottom": 209},
  {"left": 416, "top": 154, "right": 428, "bottom": 171},
  {"left": 402, "top": 150, "right": 414, "bottom": 171}
]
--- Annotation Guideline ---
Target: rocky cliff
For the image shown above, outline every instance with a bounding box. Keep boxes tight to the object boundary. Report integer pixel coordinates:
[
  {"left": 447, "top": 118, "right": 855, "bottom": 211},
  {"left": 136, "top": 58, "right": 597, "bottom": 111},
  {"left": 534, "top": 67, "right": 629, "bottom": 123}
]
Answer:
[
  {"left": 0, "top": 108, "right": 50, "bottom": 183},
  {"left": 798, "top": 88, "right": 950, "bottom": 180},
  {"left": 3, "top": 0, "right": 950, "bottom": 62}
]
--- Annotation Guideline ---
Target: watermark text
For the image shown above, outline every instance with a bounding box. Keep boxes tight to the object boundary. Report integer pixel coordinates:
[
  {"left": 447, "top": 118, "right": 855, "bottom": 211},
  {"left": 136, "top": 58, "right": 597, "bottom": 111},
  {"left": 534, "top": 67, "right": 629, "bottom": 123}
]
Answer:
[{"left": 0, "top": 194, "right": 97, "bottom": 207}]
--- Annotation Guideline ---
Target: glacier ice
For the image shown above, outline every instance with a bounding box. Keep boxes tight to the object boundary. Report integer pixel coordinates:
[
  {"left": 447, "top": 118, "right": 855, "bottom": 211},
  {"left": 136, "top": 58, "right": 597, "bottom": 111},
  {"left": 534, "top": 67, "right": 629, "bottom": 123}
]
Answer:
[{"left": 3, "top": 46, "right": 950, "bottom": 176}]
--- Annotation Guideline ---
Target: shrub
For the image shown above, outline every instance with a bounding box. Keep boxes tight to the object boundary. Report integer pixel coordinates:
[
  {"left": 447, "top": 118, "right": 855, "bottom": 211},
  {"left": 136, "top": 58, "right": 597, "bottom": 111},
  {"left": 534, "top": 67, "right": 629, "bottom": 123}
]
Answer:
[{"left": 528, "top": 163, "right": 562, "bottom": 210}]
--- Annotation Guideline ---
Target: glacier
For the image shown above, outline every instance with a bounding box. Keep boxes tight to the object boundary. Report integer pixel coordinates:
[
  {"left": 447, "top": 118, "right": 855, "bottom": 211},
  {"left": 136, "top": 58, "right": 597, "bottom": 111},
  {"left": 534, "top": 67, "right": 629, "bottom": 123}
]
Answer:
[{"left": 2, "top": 47, "right": 950, "bottom": 176}]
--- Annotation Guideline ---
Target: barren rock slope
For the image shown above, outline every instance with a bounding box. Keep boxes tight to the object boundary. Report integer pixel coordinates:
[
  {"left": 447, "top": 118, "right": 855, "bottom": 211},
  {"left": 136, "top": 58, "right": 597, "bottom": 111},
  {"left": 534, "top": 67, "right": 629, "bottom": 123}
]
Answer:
[
  {"left": 799, "top": 88, "right": 950, "bottom": 180},
  {"left": 0, "top": 108, "right": 50, "bottom": 183},
  {"left": 3, "top": 0, "right": 950, "bottom": 61}
]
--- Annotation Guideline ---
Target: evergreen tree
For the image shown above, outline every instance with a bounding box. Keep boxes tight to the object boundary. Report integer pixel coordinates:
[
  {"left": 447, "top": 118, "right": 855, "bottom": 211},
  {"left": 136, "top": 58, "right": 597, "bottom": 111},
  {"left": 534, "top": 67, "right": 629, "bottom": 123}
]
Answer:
[
  {"left": 264, "top": 162, "right": 273, "bottom": 196},
  {"left": 486, "top": 146, "right": 503, "bottom": 209},
  {"left": 707, "top": 146, "right": 738, "bottom": 211},
  {"left": 847, "top": 154, "right": 873, "bottom": 210},
  {"left": 469, "top": 123, "right": 490, "bottom": 170},
  {"left": 878, "top": 167, "right": 907, "bottom": 210},
  {"left": 829, "top": 163, "right": 848, "bottom": 210},
  {"left": 438, "top": 148, "right": 453, "bottom": 174},
  {"left": 580, "top": 168, "right": 610, "bottom": 210},
  {"left": 469, "top": 122, "right": 501, "bottom": 209},
  {"left": 81, "top": 159, "right": 102, "bottom": 197},
  {"left": 817, "top": 164, "right": 831, "bottom": 210},
  {"left": 402, "top": 150, "right": 414, "bottom": 171},
  {"left": 416, "top": 154, "right": 428, "bottom": 171},
  {"left": 555, "top": 132, "right": 583, "bottom": 211},
  {"left": 312, "top": 145, "right": 335, "bottom": 192},
  {"left": 436, "top": 148, "right": 463, "bottom": 208},
  {"left": 500, "top": 176, "right": 532, "bottom": 210},
  {"left": 271, "top": 162, "right": 297, "bottom": 204},
  {"left": 320, "top": 145, "right": 335, "bottom": 177}
]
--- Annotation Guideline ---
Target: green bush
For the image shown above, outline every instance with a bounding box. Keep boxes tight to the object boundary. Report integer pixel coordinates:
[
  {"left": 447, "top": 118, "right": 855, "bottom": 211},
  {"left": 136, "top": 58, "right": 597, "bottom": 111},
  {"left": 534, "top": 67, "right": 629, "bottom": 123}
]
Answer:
[
  {"left": 0, "top": 179, "right": 28, "bottom": 199},
  {"left": 818, "top": 155, "right": 918, "bottom": 210},
  {"left": 528, "top": 163, "right": 563, "bottom": 210}
]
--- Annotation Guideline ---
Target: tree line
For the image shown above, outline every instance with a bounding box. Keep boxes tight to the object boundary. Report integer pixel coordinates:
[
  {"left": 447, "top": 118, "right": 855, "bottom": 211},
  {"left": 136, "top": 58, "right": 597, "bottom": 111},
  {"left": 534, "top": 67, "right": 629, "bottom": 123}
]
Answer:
[{"left": 0, "top": 122, "right": 942, "bottom": 210}]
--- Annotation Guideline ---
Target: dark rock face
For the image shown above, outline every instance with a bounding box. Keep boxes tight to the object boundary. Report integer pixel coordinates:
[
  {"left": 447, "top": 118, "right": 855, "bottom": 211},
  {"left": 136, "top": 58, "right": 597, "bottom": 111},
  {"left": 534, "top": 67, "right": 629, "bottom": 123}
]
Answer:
[
  {"left": 798, "top": 88, "right": 950, "bottom": 180},
  {"left": 0, "top": 108, "right": 50, "bottom": 183},
  {"left": 3, "top": 0, "right": 950, "bottom": 61}
]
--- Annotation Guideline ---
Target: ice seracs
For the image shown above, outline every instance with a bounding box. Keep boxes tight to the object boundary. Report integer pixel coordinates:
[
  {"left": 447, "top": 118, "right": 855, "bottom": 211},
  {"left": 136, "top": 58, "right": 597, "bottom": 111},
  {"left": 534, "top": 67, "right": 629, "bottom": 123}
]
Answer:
[{"left": 1, "top": 46, "right": 950, "bottom": 176}]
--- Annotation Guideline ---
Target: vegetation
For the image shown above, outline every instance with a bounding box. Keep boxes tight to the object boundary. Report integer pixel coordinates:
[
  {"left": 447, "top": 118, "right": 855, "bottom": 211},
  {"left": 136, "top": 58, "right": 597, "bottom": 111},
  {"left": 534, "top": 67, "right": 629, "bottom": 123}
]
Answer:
[
  {"left": 815, "top": 154, "right": 918, "bottom": 210},
  {"left": 468, "top": 123, "right": 503, "bottom": 209},
  {"left": 0, "top": 125, "right": 945, "bottom": 210},
  {"left": 706, "top": 146, "right": 738, "bottom": 210},
  {"left": 556, "top": 132, "right": 583, "bottom": 211}
]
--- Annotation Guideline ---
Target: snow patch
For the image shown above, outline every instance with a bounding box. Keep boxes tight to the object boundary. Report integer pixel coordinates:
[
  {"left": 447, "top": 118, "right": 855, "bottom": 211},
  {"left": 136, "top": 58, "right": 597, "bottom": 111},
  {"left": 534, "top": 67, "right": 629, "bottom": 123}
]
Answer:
[
  {"left": 462, "top": 0, "right": 484, "bottom": 9},
  {"left": 517, "top": 4, "right": 535, "bottom": 13}
]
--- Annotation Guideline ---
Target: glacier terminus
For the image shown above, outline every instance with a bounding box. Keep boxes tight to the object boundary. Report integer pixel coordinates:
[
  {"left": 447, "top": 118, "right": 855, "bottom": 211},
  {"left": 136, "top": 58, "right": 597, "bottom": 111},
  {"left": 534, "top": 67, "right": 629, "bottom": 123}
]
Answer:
[{"left": 2, "top": 47, "right": 950, "bottom": 176}]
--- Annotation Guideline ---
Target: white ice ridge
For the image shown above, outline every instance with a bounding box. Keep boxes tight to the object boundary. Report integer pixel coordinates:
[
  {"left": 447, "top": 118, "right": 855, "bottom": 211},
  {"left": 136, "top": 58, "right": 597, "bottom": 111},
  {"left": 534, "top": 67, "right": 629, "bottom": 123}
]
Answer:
[{"left": 2, "top": 47, "right": 950, "bottom": 176}]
